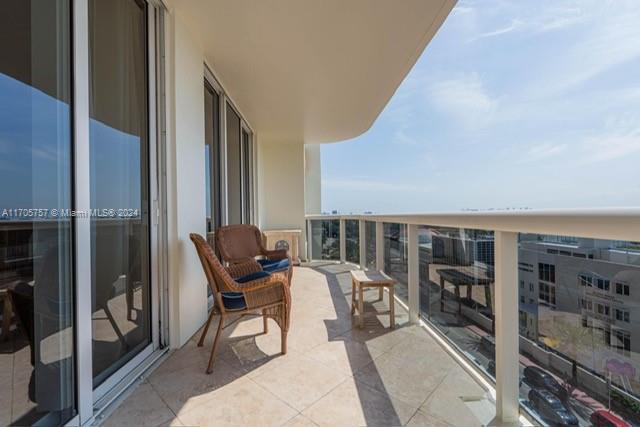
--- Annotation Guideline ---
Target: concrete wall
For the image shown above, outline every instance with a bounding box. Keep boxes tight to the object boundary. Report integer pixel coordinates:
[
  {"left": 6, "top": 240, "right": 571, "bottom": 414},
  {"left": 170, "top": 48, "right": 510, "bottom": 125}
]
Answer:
[
  {"left": 165, "top": 10, "right": 207, "bottom": 348},
  {"left": 257, "top": 138, "right": 307, "bottom": 253}
]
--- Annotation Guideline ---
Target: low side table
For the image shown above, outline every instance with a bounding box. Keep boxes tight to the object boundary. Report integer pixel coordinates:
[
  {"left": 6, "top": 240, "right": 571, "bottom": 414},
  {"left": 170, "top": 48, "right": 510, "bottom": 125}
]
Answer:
[{"left": 350, "top": 270, "right": 396, "bottom": 329}]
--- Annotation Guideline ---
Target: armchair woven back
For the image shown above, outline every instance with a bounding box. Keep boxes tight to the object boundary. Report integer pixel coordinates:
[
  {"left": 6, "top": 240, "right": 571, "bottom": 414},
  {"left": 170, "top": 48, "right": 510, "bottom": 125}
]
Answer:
[
  {"left": 215, "top": 224, "right": 265, "bottom": 263},
  {"left": 190, "top": 233, "right": 238, "bottom": 295}
]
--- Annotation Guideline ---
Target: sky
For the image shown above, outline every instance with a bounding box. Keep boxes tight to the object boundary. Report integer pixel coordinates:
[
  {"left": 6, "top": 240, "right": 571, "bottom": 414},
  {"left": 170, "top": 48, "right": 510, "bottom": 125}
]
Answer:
[{"left": 321, "top": 0, "right": 640, "bottom": 214}]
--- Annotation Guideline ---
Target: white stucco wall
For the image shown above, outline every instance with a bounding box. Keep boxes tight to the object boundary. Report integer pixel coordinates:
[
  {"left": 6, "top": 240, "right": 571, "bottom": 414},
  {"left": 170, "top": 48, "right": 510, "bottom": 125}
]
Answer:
[
  {"left": 165, "top": 10, "right": 207, "bottom": 348},
  {"left": 257, "top": 138, "right": 307, "bottom": 252},
  {"left": 304, "top": 144, "right": 321, "bottom": 215}
]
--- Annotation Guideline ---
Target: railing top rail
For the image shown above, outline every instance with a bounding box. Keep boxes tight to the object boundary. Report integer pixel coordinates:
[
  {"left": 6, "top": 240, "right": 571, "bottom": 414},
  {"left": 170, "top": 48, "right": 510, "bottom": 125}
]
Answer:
[{"left": 305, "top": 208, "right": 640, "bottom": 241}]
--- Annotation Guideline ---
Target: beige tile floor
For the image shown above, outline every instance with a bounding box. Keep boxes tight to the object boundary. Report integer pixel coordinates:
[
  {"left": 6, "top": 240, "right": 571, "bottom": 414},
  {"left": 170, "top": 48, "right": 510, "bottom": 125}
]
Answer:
[{"left": 102, "top": 262, "right": 497, "bottom": 427}]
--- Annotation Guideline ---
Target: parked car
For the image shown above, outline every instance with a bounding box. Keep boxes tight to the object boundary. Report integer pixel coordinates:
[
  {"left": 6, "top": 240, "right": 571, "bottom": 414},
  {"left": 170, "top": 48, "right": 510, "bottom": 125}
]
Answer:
[
  {"left": 523, "top": 366, "right": 569, "bottom": 400},
  {"left": 528, "top": 389, "right": 578, "bottom": 426},
  {"left": 590, "top": 409, "right": 630, "bottom": 427}
]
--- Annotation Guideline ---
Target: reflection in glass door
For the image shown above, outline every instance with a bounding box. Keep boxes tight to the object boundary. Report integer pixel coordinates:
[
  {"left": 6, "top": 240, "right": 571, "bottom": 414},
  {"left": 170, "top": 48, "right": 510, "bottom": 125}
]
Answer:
[
  {"left": 226, "top": 103, "right": 242, "bottom": 225},
  {"left": 88, "top": 0, "right": 151, "bottom": 385},
  {"left": 241, "top": 128, "right": 252, "bottom": 224},
  {"left": 0, "top": 0, "right": 76, "bottom": 425},
  {"left": 204, "top": 81, "right": 222, "bottom": 235}
]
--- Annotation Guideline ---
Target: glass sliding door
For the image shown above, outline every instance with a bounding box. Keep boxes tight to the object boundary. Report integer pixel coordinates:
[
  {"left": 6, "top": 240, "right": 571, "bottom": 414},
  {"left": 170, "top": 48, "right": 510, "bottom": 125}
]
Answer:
[
  {"left": 226, "top": 103, "right": 242, "bottom": 225},
  {"left": 241, "top": 128, "right": 252, "bottom": 224},
  {"left": 204, "top": 82, "right": 222, "bottom": 235},
  {"left": 88, "top": 0, "right": 151, "bottom": 385},
  {"left": 0, "top": 0, "right": 75, "bottom": 425}
]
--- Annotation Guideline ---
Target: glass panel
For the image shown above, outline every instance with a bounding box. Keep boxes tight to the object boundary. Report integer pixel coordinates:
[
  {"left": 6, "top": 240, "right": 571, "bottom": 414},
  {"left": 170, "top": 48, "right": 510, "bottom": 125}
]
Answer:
[
  {"left": 226, "top": 104, "right": 242, "bottom": 225},
  {"left": 345, "top": 220, "right": 359, "bottom": 264},
  {"left": 0, "top": 0, "right": 75, "bottom": 424},
  {"left": 518, "top": 234, "right": 640, "bottom": 426},
  {"left": 241, "top": 129, "right": 251, "bottom": 224},
  {"left": 204, "top": 82, "right": 221, "bottom": 235},
  {"left": 419, "top": 227, "right": 496, "bottom": 379},
  {"left": 89, "top": 0, "right": 151, "bottom": 385},
  {"left": 309, "top": 220, "right": 340, "bottom": 260},
  {"left": 365, "top": 221, "right": 376, "bottom": 269},
  {"left": 384, "top": 223, "right": 408, "bottom": 303}
]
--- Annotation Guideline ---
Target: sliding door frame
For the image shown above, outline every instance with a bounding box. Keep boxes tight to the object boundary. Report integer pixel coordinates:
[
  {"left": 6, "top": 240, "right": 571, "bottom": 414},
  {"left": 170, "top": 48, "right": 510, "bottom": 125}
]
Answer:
[
  {"left": 73, "top": 0, "right": 93, "bottom": 423},
  {"left": 71, "top": 0, "right": 168, "bottom": 424},
  {"left": 204, "top": 63, "right": 256, "bottom": 227}
]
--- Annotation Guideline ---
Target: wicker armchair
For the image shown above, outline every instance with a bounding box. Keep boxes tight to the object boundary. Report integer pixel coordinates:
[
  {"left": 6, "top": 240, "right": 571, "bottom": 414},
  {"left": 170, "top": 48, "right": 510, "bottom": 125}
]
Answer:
[
  {"left": 215, "top": 224, "right": 293, "bottom": 287},
  {"left": 190, "top": 233, "right": 290, "bottom": 374}
]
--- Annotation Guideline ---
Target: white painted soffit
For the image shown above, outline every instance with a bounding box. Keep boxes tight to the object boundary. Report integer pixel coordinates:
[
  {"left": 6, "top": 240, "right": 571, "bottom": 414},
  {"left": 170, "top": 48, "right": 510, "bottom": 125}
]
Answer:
[{"left": 171, "top": 0, "right": 455, "bottom": 144}]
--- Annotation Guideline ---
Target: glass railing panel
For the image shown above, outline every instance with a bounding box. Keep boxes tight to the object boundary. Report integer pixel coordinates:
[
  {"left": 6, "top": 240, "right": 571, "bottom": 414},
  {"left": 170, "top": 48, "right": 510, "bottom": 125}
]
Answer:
[
  {"left": 518, "top": 234, "right": 640, "bottom": 426},
  {"left": 365, "top": 221, "right": 376, "bottom": 269},
  {"left": 345, "top": 219, "right": 359, "bottom": 264},
  {"left": 309, "top": 219, "right": 340, "bottom": 260},
  {"left": 418, "top": 226, "right": 496, "bottom": 379},
  {"left": 384, "top": 223, "right": 408, "bottom": 303}
]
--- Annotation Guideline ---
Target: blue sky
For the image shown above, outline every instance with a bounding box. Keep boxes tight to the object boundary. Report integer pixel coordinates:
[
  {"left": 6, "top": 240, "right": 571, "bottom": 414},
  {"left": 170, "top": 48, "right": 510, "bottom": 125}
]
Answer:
[{"left": 321, "top": 0, "right": 640, "bottom": 214}]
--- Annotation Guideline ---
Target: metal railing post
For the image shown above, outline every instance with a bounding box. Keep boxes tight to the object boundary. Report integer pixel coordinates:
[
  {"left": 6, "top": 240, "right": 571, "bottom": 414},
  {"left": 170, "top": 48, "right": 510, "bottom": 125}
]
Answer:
[
  {"left": 359, "top": 220, "right": 366, "bottom": 269},
  {"left": 375, "top": 221, "right": 384, "bottom": 271},
  {"left": 408, "top": 224, "right": 419, "bottom": 324},
  {"left": 339, "top": 219, "right": 346, "bottom": 263},
  {"left": 494, "top": 231, "right": 520, "bottom": 424}
]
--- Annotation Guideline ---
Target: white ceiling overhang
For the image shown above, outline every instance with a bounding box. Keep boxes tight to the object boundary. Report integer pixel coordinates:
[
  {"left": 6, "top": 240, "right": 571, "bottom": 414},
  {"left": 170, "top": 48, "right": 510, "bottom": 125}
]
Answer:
[{"left": 170, "top": 0, "right": 455, "bottom": 143}]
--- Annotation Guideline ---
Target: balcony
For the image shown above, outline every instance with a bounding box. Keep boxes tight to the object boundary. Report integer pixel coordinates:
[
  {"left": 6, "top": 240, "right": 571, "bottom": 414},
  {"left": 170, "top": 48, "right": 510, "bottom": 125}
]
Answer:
[
  {"left": 103, "top": 262, "right": 496, "bottom": 427},
  {"left": 99, "top": 209, "right": 640, "bottom": 427},
  {"left": 3, "top": 1, "right": 640, "bottom": 425}
]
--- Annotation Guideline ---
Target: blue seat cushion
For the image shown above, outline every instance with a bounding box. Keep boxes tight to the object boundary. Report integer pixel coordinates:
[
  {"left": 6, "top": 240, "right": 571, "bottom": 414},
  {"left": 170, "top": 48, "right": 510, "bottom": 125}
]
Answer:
[
  {"left": 221, "top": 292, "right": 246, "bottom": 311},
  {"left": 236, "top": 270, "right": 271, "bottom": 283},
  {"left": 257, "top": 258, "right": 290, "bottom": 273}
]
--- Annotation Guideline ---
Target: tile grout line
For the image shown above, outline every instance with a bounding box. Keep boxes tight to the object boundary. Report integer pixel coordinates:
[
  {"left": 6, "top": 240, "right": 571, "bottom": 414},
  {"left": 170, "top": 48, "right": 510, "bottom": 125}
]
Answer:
[
  {"left": 246, "top": 375, "right": 304, "bottom": 426},
  {"left": 145, "top": 377, "right": 183, "bottom": 426}
]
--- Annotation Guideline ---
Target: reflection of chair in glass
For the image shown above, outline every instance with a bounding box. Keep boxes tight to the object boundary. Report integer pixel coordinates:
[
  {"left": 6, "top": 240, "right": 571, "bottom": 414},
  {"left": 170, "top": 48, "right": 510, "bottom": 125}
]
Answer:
[
  {"left": 93, "top": 228, "right": 129, "bottom": 349},
  {"left": 215, "top": 224, "right": 292, "bottom": 287},
  {"left": 1, "top": 288, "right": 13, "bottom": 341},
  {"left": 8, "top": 245, "right": 74, "bottom": 415},
  {"left": 190, "top": 233, "right": 290, "bottom": 374},
  {"left": 126, "top": 234, "right": 143, "bottom": 322}
]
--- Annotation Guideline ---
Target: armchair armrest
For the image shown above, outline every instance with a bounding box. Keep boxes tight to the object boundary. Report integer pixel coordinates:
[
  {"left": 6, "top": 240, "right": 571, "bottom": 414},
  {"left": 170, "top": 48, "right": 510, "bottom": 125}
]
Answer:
[
  {"left": 262, "top": 249, "right": 288, "bottom": 260},
  {"left": 242, "top": 280, "right": 286, "bottom": 310},
  {"left": 226, "top": 259, "right": 262, "bottom": 279}
]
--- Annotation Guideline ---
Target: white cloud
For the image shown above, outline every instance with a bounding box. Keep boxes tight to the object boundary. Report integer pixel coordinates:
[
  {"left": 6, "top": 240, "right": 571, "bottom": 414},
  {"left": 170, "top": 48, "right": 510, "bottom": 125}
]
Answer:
[
  {"left": 322, "top": 178, "right": 432, "bottom": 193},
  {"left": 468, "top": 19, "right": 523, "bottom": 42},
  {"left": 520, "top": 143, "right": 568, "bottom": 163},
  {"left": 581, "top": 131, "right": 640, "bottom": 164},
  {"left": 527, "top": 2, "right": 640, "bottom": 97},
  {"left": 428, "top": 73, "right": 497, "bottom": 129}
]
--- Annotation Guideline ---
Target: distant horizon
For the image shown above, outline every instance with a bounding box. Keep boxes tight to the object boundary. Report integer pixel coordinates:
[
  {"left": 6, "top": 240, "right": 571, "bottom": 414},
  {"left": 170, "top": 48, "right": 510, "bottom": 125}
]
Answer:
[
  {"left": 322, "top": 0, "right": 640, "bottom": 214},
  {"left": 318, "top": 205, "right": 640, "bottom": 216}
]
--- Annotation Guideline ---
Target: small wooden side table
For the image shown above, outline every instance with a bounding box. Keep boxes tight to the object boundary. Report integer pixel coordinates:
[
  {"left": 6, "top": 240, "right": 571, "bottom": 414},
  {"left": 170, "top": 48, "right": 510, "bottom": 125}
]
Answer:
[{"left": 350, "top": 270, "right": 396, "bottom": 329}]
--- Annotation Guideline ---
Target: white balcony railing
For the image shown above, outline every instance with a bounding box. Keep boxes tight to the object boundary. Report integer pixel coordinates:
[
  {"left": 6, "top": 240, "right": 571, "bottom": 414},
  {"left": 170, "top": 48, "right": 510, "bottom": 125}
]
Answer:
[{"left": 306, "top": 209, "right": 640, "bottom": 425}]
